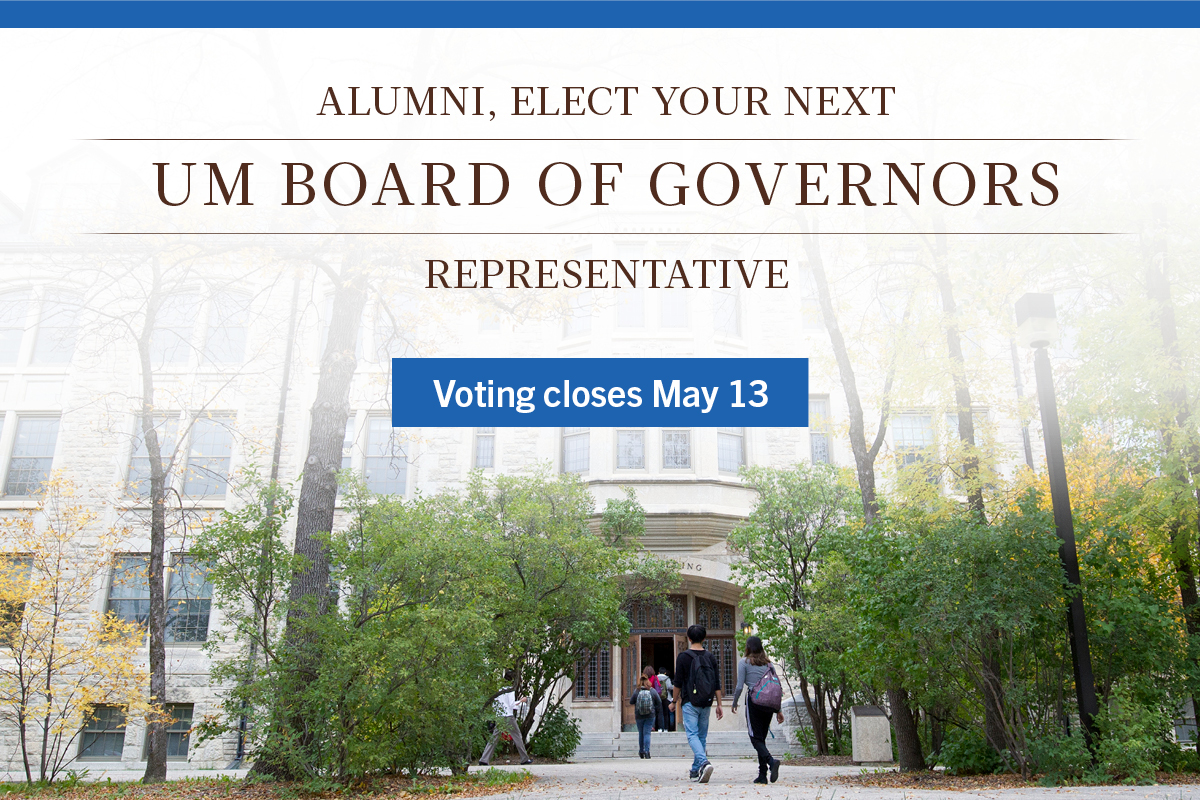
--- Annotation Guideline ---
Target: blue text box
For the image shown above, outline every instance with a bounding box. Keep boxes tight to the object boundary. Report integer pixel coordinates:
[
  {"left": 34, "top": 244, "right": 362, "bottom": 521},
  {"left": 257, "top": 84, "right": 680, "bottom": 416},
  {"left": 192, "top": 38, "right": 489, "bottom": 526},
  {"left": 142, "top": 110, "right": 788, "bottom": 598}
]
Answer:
[{"left": 391, "top": 358, "right": 808, "bottom": 427}]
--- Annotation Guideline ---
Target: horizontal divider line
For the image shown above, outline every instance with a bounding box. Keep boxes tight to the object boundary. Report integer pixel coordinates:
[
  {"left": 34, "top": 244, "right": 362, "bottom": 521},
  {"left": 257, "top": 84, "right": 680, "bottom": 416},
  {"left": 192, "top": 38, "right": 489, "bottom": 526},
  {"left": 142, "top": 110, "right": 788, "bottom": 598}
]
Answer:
[
  {"left": 96, "top": 231, "right": 1127, "bottom": 236},
  {"left": 89, "top": 137, "right": 1124, "bottom": 142}
]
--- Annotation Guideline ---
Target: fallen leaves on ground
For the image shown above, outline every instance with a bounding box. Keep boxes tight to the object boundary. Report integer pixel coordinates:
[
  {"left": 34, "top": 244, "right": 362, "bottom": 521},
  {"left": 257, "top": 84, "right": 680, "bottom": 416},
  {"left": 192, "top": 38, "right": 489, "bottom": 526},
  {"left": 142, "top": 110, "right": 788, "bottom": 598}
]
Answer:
[
  {"left": 834, "top": 769, "right": 1200, "bottom": 790},
  {"left": 832, "top": 771, "right": 1036, "bottom": 791},
  {"left": 781, "top": 755, "right": 853, "bottom": 767},
  {"left": 0, "top": 771, "right": 536, "bottom": 800}
]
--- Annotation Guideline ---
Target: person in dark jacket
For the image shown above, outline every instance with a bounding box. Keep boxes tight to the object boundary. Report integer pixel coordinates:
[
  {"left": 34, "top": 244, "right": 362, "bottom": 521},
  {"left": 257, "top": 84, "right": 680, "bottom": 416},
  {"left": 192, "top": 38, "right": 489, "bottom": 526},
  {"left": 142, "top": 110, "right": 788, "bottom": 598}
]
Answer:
[
  {"left": 730, "top": 636, "right": 784, "bottom": 784},
  {"left": 629, "top": 674, "right": 663, "bottom": 758}
]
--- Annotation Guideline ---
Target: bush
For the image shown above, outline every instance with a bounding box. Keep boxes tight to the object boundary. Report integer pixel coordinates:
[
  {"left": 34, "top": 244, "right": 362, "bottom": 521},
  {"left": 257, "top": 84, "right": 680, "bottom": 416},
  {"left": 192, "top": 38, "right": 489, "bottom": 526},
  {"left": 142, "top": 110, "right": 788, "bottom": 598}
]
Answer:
[
  {"left": 1090, "top": 682, "right": 1170, "bottom": 784},
  {"left": 939, "top": 729, "right": 1003, "bottom": 775},
  {"left": 1028, "top": 728, "right": 1090, "bottom": 784},
  {"left": 528, "top": 706, "right": 581, "bottom": 761},
  {"left": 1156, "top": 739, "right": 1200, "bottom": 774}
]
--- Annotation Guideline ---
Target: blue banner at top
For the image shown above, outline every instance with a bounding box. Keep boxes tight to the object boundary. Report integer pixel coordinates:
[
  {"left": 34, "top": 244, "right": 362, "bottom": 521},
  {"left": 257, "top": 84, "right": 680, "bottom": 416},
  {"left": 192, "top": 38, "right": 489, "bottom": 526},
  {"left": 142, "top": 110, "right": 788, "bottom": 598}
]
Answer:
[{"left": 2, "top": 1, "right": 1200, "bottom": 28}]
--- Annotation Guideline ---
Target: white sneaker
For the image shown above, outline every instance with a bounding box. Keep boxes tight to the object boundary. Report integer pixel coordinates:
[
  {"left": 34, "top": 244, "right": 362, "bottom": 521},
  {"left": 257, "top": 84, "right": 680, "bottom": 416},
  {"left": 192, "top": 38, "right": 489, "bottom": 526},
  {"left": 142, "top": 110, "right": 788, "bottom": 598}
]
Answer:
[{"left": 699, "top": 762, "right": 714, "bottom": 783}]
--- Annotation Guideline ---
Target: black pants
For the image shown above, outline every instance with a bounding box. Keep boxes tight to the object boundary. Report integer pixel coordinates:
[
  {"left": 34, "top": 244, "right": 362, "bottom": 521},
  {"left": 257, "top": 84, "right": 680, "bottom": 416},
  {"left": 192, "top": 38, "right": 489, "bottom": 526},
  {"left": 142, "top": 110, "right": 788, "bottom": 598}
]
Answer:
[{"left": 747, "top": 700, "right": 775, "bottom": 773}]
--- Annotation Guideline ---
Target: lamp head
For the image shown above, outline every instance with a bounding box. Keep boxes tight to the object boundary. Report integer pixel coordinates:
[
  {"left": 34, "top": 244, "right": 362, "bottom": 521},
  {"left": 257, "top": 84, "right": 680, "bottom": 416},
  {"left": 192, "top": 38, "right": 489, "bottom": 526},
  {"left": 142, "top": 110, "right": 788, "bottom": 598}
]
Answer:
[{"left": 1015, "top": 292, "right": 1059, "bottom": 349}]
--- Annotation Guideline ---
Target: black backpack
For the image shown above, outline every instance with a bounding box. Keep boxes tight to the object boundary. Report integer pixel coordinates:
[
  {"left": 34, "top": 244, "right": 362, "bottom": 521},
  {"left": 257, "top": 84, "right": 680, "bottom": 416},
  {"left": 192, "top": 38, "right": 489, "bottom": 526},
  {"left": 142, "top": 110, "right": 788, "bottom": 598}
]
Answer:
[{"left": 684, "top": 649, "right": 719, "bottom": 706}]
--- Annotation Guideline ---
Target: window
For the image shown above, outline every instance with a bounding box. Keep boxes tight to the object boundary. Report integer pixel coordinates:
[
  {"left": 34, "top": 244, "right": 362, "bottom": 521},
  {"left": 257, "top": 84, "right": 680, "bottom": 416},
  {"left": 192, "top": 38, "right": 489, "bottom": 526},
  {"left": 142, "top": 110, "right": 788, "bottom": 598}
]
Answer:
[
  {"left": 106, "top": 556, "right": 150, "bottom": 629},
  {"left": 128, "top": 415, "right": 180, "bottom": 497},
  {"left": 341, "top": 417, "right": 356, "bottom": 472},
  {"left": 615, "top": 430, "right": 645, "bottom": 470},
  {"left": 894, "top": 413, "right": 938, "bottom": 483},
  {"left": 0, "top": 291, "right": 29, "bottom": 364},
  {"left": 563, "top": 293, "right": 593, "bottom": 337},
  {"left": 474, "top": 428, "right": 495, "bottom": 469},
  {"left": 801, "top": 297, "right": 823, "bottom": 330},
  {"left": 561, "top": 427, "right": 589, "bottom": 473},
  {"left": 5, "top": 417, "right": 59, "bottom": 497},
  {"left": 616, "top": 290, "right": 644, "bottom": 328},
  {"left": 149, "top": 293, "right": 198, "bottom": 367},
  {"left": 660, "top": 292, "right": 689, "bottom": 328},
  {"left": 79, "top": 706, "right": 126, "bottom": 760},
  {"left": 574, "top": 644, "right": 611, "bottom": 700},
  {"left": 183, "top": 416, "right": 232, "bottom": 497},
  {"left": 713, "top": 288, "right": 740, "bottom": 337},
  {"left": 717, "top": 427, "right": 745, "bottom": 473},
  {"left": 364, "top": 417, "right": 407, "bottom": 495},
  {"left": 166, "top": 556, "right": 212, "bottom": 643},
  {"left": 810, "top": 396, "right": 832, "bottom": 465},
  {"left": 202, "top": 292, "right": 248, "bottom": 365},
  {"left": 662, "top": 430, "right": 692, "bottom": 469},
  {"left": 373, "top": 305, "right": 414, "bottom": 363},
  {"left": 164, "top": 704, "right": 193, "bottom": 759},
  {"left": 0, "top": 556, "right": 32, "bottom": 644},
  {"left": 945, "top": 408, "right": 990, "bottom": 444},
  {"left": 31, "top": 292, "right": 79, "bottom": 364}
]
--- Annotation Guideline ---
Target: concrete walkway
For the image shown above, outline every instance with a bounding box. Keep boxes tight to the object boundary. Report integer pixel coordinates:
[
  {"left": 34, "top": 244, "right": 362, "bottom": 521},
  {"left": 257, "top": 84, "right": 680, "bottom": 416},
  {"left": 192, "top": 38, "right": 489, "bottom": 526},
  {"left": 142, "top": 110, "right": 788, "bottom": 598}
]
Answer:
[{"left": 477, "top": 760, "right": 1200, "bottom": 800}]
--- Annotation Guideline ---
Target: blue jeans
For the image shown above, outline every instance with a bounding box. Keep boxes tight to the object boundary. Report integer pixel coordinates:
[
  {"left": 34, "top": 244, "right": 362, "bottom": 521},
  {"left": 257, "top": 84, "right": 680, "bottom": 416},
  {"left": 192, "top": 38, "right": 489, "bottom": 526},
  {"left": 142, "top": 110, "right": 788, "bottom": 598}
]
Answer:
[
  {"left": 681, "top": 702, "right": 711, "bottom": 772},
  {"left": 636, "top": 716, "right": 653, "bottom": 754}
]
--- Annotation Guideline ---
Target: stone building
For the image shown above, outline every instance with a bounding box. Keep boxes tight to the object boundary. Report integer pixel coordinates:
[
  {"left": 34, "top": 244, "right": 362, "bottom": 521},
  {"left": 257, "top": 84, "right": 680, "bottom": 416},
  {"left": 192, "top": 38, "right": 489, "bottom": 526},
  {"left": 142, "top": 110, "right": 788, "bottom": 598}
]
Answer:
[{"left": 0, "top": 151, "right": 1041, "bottom": 770}]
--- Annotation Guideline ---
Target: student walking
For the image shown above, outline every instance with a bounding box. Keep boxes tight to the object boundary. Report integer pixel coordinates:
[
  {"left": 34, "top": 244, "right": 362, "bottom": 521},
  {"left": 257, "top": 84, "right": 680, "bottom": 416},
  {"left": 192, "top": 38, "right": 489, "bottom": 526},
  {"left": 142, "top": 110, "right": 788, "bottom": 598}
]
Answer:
[
  {"left": 642, "top": 666, "right": 667, "bottom": 731},
  {"left": 730, "top": 636, "right": 784, "bottom": 784},
  {"left": 630, "top": 673, "right": 663, "bottom": 758},
  {"left": 479, "top": 669, "right": 534, "bottom": 767},
  {"left": 674, "top": 625, "right": 723, "bottom": 783},
  {"left": 657, "top": 669, "right": 676, "bottom": 731}
]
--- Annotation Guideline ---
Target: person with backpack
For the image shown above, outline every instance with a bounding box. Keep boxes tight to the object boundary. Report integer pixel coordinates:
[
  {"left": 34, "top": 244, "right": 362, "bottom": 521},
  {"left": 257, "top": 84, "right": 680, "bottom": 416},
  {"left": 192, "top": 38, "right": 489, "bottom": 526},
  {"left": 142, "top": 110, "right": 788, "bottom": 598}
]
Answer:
[
  {"left": 629, "top": 673, "right": 663, "bottom": 758},
  {"left": 729, "top": 636, "right": 784, "bottom": 784},
  {"left": 642, "top": 666, "right": 667, "bottom": 731},
  {"left": 479, "top": 669, "right": 534, "bottom": 767},
  {"left": 673, "top": 625, "right": 724, "bottom": 783},
  {"left": 656, "top": 669, "right": 675, "bottom": 731}
]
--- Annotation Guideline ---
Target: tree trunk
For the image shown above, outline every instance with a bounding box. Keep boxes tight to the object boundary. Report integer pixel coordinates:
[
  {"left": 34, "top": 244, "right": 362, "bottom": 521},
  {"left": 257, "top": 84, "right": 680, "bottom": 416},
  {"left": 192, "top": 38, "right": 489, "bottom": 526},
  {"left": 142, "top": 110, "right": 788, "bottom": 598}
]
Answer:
[
  {"left": 253, "top": 264, "right": 369, "bottom": 777},
  {"left": 931, "top": 247, "right": 1010, "bottom": 755},
  {"left": 139, "top": 276, "right": 169, "bottom": 784},
  {"left": 887, "top": 686, "right": 925, "bottom": 770},
  {"left": 805, "top": 229, "right": 926, "bottom": 769},
  {"left": 286, "top": 265, "right": 368, "bottom": 619}
]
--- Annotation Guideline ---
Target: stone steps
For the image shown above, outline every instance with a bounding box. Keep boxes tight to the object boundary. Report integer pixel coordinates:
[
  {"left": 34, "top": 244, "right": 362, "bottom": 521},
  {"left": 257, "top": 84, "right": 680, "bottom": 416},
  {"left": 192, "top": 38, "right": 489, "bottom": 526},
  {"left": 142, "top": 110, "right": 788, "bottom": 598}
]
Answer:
[{"left": 573, "top": 731, "right": 804, "bottom": 761}]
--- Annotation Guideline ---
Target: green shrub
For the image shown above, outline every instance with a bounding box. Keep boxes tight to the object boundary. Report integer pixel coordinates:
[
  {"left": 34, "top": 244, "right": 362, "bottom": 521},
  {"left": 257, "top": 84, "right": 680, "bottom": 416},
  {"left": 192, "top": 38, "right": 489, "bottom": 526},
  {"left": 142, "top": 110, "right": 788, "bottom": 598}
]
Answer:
[
  {"left": 528, "top": 706, "right": 581, "bottom": 761},
  {"left": 794, "top": 726, "right": 817, "bottom": 757},
  {"left": 1156, "top": 738, "right": 1200, "bottom": 774},
  {"left": 1028, "top": 728, "right": 1090, "bottom": 784},
  {"left": 1090, "top": 682, "right": 1169, "bottom": 784},
  {"left": 939, "top": 729, "right": 1003, "bottom": 775}
]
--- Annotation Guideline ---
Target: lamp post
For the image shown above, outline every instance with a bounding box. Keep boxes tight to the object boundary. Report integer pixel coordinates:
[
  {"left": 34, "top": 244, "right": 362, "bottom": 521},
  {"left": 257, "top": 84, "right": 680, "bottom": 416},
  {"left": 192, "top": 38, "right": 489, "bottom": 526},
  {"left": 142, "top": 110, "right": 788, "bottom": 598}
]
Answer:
[{"left": 1015, "top": 292, "right": 1100, "bottom": 744}]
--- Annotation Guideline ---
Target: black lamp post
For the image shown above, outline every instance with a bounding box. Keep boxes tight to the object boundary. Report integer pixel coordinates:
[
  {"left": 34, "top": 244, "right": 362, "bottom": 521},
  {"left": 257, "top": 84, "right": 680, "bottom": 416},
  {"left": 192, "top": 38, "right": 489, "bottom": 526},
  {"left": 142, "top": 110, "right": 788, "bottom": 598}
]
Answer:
[{"left": 1015, "top": 292, "right": 1100, "bottom": 744}]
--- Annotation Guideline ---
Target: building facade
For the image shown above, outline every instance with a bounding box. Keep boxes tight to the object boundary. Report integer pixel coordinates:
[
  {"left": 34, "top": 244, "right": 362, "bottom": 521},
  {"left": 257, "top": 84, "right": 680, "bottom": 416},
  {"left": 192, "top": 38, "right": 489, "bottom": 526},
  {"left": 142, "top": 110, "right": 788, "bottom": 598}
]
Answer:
[{"left": 0, "top": 152, "right": 1042, "bottom": 770}]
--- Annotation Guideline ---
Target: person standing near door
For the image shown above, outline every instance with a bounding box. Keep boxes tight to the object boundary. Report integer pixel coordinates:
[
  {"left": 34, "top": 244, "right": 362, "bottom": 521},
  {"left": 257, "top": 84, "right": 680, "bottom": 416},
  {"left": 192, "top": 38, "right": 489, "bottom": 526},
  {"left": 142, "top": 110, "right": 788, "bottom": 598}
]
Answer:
[
  {"left": 479, "top": 669, "right": 534, "bottom": 767},
  {"left": 730, "top": 636, "right": 784, "bottom": 784},
  {"left": 657, "top": 668, "right": 675, "bottom": 731},
  {"left": 674, "top": 625, "right": 723, "bottom": 783},
  {"left": 630, "top": 673, "right": 663, "bottom": 758}
]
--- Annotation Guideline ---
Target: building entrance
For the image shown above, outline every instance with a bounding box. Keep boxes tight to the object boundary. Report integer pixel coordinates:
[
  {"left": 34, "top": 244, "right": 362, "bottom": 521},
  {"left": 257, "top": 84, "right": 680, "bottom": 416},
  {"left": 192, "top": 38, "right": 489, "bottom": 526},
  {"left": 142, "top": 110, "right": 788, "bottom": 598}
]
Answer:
[{"left": 619, "top": 594, "right": 737, "bottom": 730}]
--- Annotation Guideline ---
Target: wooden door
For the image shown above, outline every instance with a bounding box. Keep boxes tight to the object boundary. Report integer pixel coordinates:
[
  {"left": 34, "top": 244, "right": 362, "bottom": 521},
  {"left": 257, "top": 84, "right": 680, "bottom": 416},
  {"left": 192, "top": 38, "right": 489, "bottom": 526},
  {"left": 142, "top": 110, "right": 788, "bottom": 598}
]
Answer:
[{"left": 622, "top": 634, "right": 640, "bottom": 728}]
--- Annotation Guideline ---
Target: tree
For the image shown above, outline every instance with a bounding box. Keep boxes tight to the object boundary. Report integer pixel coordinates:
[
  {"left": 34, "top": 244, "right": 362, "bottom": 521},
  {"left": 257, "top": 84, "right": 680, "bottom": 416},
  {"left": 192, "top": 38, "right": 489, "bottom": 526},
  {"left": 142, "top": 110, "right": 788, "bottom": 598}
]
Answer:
[
  {"left": 802, "top": 228, "right": 926, "bottom": 770},
  {"left": 460, "top": 468, "right": 674, "bottom": 740},
  {"left": 66, "top": 257, "right": 277, "bottom": 783},
  {"left": 0, "top": 476, "right": 148, "bottom": 783},
  {"left": 728, "top": 463, "right": 859, "bottom": 755}
]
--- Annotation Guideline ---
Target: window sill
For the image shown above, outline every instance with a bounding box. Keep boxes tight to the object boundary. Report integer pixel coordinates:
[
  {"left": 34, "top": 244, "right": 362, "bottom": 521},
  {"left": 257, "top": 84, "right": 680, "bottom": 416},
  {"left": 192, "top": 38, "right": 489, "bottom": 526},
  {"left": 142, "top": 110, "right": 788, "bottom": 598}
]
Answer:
[{"left": 0, "top": 499, "right": 40, "bottom": 509}]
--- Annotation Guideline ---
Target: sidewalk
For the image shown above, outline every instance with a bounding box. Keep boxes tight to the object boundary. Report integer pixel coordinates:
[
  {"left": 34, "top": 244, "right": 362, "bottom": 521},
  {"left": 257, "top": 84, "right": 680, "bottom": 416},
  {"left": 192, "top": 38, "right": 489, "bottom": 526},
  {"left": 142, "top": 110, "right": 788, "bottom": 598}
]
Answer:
[{"left": 477, "top": 759, "right": 1200, "bottom": 800}]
